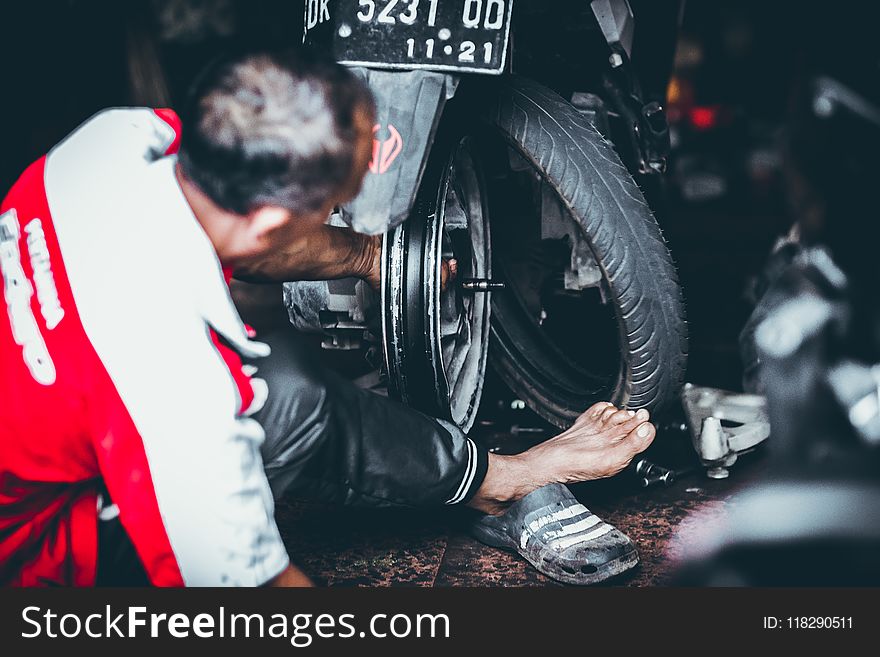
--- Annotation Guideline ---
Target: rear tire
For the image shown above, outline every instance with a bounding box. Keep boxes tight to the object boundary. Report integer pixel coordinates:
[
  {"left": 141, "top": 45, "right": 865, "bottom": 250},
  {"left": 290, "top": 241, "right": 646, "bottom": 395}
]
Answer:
[{"left": 482, "top": 76, "right": 688, "bottom": 427}]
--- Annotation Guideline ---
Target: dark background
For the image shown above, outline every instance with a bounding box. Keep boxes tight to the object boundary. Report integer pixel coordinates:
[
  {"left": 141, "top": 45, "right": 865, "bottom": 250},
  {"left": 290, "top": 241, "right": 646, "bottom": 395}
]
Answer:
[{"left": 4, "top": 0, "right": 869, "bottom": 393}]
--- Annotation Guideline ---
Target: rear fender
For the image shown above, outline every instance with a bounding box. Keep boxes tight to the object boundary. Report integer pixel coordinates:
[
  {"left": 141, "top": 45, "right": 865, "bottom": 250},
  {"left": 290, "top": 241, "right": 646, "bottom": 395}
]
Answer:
[{"left": 342, "top": 68, "right": 459, "bottom": 234}]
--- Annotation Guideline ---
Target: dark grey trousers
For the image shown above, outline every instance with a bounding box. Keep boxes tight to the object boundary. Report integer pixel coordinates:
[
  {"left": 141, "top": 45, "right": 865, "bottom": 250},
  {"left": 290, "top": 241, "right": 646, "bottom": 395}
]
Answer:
[{"left": 251, "top": 328, "right": 488, "bottom": 508}]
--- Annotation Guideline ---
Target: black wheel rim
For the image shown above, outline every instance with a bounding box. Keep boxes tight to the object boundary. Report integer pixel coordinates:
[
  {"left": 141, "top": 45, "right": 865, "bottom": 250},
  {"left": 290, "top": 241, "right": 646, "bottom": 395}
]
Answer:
[{"left": 382, "top": 137, "right": 492, "bottom": 431}]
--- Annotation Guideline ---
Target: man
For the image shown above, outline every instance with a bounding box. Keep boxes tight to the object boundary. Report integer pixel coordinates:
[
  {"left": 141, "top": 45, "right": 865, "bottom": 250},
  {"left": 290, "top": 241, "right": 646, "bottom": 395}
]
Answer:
[{"left": 0, "top": 50, "right": 655, "bottom": 587}]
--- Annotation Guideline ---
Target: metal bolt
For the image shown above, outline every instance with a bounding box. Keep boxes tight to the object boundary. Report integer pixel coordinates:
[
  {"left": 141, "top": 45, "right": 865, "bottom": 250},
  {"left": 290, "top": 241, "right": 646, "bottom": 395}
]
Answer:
[
  {"left": 338, "top": 23, "right": 352, "bottom": 38},
  {"left": 460, "top": 278, "right": 505, "bottom": 292},
  {"left": 609, "top": 53, "right": 624, "bottom": 68}
]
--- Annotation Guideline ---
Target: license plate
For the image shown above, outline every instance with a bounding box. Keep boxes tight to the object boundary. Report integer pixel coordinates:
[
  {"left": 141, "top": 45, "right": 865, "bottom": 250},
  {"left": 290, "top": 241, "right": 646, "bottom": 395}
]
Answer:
[{"left": 320, "top": 0, "right": 514, "bottom": 74}]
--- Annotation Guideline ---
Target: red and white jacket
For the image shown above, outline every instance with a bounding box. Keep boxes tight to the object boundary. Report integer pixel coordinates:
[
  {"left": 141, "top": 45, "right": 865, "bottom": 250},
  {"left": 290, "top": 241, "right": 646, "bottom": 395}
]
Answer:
[{"left": 0, "top": 108, "right": 289, "bottom": 586}]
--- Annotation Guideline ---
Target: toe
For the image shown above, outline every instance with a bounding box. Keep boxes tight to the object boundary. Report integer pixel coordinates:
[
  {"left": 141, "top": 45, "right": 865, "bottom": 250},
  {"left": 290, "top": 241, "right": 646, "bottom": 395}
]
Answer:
[
  {"left": 603, "top": 408, "right": 651, "bottom": 441},
  {"left": 599, "top": 405, "right": 619, "bottom": 423},
  {"left": 626, "top": 420, "right": 656, "bottom": 449},
  {"left": 577, "top": 403, "right": 614, "bottom": 425},
  {"left": 584, "top": 401, "right": 614, "bottom": 419},
  {"left": 606, "top": 408, "right": 635, "bottom": 426},
  {"left": 606, "top": 419, "right": 656, "bottom": 467}
]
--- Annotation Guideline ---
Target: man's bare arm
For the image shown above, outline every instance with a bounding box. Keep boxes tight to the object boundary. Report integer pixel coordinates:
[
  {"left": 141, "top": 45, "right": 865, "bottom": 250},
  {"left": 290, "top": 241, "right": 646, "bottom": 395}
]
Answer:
[{"left": 235, "top": 223, "right": 381, "bottom": 288}]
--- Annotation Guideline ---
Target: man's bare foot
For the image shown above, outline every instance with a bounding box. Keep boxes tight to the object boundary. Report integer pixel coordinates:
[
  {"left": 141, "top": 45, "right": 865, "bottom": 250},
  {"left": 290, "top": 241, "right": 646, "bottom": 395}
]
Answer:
[{"left": 468, "top": 402, "right": 656, "bottom": 515}]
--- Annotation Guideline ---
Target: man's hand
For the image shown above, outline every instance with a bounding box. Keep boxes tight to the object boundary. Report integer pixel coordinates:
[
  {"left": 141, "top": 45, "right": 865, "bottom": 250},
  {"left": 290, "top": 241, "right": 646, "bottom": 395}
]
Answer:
[
  {"left": 441, "top": 258, "right": 458, "bottom": 292},
  {"left": 350, "top": 234, "right": 458, "bottom": 291},
  {"left": 468, "top": 402, "right": 656, "bottom": 516}
]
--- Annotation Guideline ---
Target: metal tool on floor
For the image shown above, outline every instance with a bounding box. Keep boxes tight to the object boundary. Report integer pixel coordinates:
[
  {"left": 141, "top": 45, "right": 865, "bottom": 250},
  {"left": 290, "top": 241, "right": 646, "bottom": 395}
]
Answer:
[
  {"left": 634, "top": 459, "right": 676, "bottom": 487},
  {"left": 633, "top": 458, "right": 700, "bottom": 488},
  {"left": 681, "top": 383, "right": 771, "bottom": 479}
]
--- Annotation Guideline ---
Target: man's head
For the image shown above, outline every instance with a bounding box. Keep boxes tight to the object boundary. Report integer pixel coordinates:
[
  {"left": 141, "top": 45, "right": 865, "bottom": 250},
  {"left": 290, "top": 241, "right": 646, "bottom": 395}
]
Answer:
[{"left": 177, "top": 50, "right": 375, "bottom": 263}]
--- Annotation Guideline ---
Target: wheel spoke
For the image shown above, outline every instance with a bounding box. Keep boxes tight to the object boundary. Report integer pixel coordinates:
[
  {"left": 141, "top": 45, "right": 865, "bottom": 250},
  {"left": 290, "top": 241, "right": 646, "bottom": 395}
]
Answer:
[
  {"left": 445, "top": 318, "right": 471, "bottom": 388},
  {"left": 443, "top": 181, "right": 469, "bottom": 231}
]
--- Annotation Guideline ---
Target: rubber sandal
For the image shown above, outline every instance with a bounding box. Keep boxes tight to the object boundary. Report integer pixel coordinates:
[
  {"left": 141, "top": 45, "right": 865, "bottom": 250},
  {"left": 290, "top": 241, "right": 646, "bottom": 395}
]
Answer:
[{"left": 469, "top": 483, "right": 639, "bottom": 585}]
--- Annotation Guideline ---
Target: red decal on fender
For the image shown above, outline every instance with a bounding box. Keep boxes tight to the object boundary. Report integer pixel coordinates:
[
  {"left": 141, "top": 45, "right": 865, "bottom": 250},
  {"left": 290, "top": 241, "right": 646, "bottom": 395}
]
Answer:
[{"left": 369, "top": 124, "right": 403, "bottom": 174}]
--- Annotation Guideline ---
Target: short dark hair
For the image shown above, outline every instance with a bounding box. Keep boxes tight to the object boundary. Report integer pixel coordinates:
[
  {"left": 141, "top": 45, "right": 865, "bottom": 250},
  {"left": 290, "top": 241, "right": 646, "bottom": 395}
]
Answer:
[{"left": 178, "top": 50, "right": 374, "bottom": 216}]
